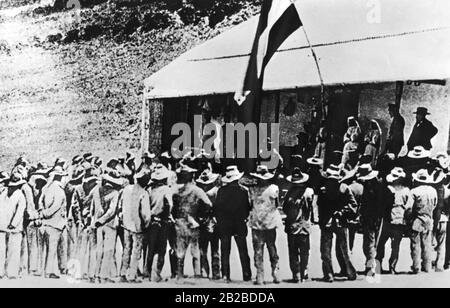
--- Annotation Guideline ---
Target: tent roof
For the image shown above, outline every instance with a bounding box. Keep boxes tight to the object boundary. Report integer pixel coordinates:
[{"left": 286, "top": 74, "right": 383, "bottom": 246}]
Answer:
[{"left": 144, "top": 0, "right": 450, "bottom": 100}]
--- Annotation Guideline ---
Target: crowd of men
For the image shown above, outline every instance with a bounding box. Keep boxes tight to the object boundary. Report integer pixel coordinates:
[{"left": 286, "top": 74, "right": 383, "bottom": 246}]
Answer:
[{"left": 0, "top": 104, "right": 447, "bottom": 285}]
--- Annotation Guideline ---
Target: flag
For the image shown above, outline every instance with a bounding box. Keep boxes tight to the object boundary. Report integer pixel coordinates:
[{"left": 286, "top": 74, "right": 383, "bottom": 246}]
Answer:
[{"left": 235, "top": 0, "right": 302, "bottom": 124}]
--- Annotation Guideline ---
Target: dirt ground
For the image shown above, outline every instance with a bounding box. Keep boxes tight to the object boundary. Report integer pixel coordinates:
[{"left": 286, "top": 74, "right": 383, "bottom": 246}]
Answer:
[{"left": 0, "top": 225, "right": 448, "bottom": 288}]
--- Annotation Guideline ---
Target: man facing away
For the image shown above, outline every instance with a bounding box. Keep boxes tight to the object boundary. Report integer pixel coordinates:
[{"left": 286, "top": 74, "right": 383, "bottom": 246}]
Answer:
[
  {"left": 214, "top": 166, "right": 252, "bottom": 283},
  {"left": 317, "top": 164, "right": 358, "bottom": 283},
  {"left": 0, "top": 173, "right": 27, "bottom": 279},
  {"left": 146, "top": 164, "right": 174, "bottom": 282},
  {"left": 172, "top": 165, "right": 212, "bottom": 282},
  {"left": 38, "top": 166, "right": 67, "bottom": 279},
  {"left": 91, "top": 167, "right": 123, "bottom": 284},
  {"left": 119, "top": 168, "right": 151, "bottom": 283},
  {"left": 408, "top": 169, "right": 438, "bottom": 274},
  {"left": 283, "top": 168, "right": 315, "bottom": 283}
]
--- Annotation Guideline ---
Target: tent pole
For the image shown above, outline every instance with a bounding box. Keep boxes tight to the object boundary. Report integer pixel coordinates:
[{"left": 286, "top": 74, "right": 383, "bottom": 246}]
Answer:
[
  {"left": 395, "top": 81, "right": 404, "bottom": 108},
  {"left": 140, "top": 95, "right": 150, "bottom": 159}
]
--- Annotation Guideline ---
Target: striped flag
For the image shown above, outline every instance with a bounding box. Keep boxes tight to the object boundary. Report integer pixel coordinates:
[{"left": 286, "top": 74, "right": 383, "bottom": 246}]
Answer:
[{"left": 235, "top": 0, "right": 302, "bottom": 122}]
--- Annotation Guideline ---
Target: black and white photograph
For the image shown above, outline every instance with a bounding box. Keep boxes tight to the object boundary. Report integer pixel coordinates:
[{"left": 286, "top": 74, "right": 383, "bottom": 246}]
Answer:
[{"left": 0, "top": 0, "right": 449, "bottom": 292}]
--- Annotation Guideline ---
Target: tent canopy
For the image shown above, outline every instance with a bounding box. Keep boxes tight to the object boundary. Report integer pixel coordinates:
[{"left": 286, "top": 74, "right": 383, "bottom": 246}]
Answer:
[{"left": 144, "top": 0, "right": 450, "bottom": 99}]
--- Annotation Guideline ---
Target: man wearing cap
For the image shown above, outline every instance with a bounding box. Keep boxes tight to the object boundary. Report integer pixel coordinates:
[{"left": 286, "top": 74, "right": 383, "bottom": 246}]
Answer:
[
  {"left": 38, "top": 166, "right": 67, "bottom": 279},
  {"left": 0, "top": 173, "right": 27, "bottom": 279},
  {"left": 91, "top": 168, "right": 123, "bottom": 283},
  {"left": 283, "top": 168, "right": 315, "bottom": 283},
  {"left": 72, "top": 163, "right": 99, "bottom": 281},
  {"left": 119, "top": 168, "right": 151, "bottom": 283},
  {"left": 376, "top": 168, "right": 413, "bottom": 274},
  {"left": 248, "top": 165, "right": 283, "bottom": 285},
  {"left": 214, "top": 166, "right": 252, "bottom": 283},
  {"left": 356, "top": 164, "right": 383, "bottom": 274},
  {"left": 407, "top": 107, "right": 438, "bottom": 152},
  {"left": 409, "top": 169, "right": 438, "bottom": 274},
  {"left": 146, "top": 164, "right": 174, "bottom": 282},
  {"left": 172, "top": 165, "right": 212, "bottom": 282},
  {"left": 196, "top": 168, "right": 221, "bottom": 280},
  {"left": 385, "top": 104, "right": 405, "bottom": 157},
  {"left": 317, "top": 164, "right": 358, "bottom": 282}
]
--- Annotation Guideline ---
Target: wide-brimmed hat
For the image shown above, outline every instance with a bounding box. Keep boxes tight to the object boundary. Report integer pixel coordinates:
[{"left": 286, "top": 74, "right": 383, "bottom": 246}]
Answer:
[
  {"left": 250, "top": 165, "right": 275, "bottom": 181},
  {"left": 83, "top": 153, "right": 94, "bottom": 163},
  {"left": 356, "top": 164, "right": 379, "bottom": 181},
  {"left": 414, "top": 107, "right": 430, "bottom": 115},
  {"left": 408, "top": 146, "right": 431, "bottom": 159},
  {"left": 325, "top": 164, "right": 343, "bottom": 180},
  {"left": 307, "top": 156, "right": 324, "bottom": 166},
  {"left": 286, "top": 168, "right": 309, "bottom": 184},
  {"left": 222, "top": 166, "right": 244, "bottom": 184},
  {"left": 196, "top": 168, "right": 220, "bottom": 185},
  {"left": 8, "top": 173, "right": 26, "bottom": 187},
  {"left": 176, "top": 164, "right": 198, "bottom": 174},
  {"left": 72, "top": 155, "right": 83, "bottom": 166},
  {"left": 51, "top": 166, "right": 68, "bottom": 177},
  {"left": 70, "top": 168, "right": 85, "bottom": 182},
  {"left": 412, "top": 169, "right": 435, "bottom": 184},
  {"left": 102, "top": 168, "right": 124, "bottom": 186},
  {"left": 431, "top": 169, "right": 447, "bottom": 185},
  {"left": 386, "top": 167, "right": 407, "bottom": 183},
  {"left": 142, "top": 151, "right": 156, "bottom": 160}
]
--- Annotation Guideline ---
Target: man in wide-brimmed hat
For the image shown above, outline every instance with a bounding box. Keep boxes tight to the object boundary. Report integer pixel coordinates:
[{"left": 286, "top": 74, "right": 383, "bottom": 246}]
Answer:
[
  {"left": 90, "top": 167, "right": 123, "bottom": 283},
  {"left": 283, "top": 168, "right": 315, "bottom": 283},
  {"left": 119, "top": 168, "right": 151, "bottom": 283},
  {"left": 214, "top": 166, "right": 252, "bottom": 283},
  {"left": 65, "top": 167, "right": 85, "bottom": 264},
  {"left": 407, "top": 107, "right": 438, "bottom": 151},
  {"left": 0, "top": 172, "right": 27, "bottom": 279},
  {"left": 196, "top": 168, "right": 221, "bottom": 280},
  {"left": 377, "top": 167, "right": 412, "bottom": 274},
  {"left": 355, "top": 164, "right": 383, "bottom": 274},
  {"left": 145, "top": 164, "right": 175, "bottom": 282},
  {"left": 306, "top": 156, "right": 324, "bottom": 192},
  {"left": 38, "top": 166, "right": 68, "bottom": 279},
  {"left": 317, "top": 165, "right": 358, "bottom": 283},
  {"left": 248, "top": 165, "right": 282, "bottom": 285},
  {"left": 72, "top": 162, "right": 99, "bottom": 282},
  {"left": 409, "top": 169, "right": 438, "bottom": 274},
  {"left": 385, "top": 103, "right": 405, "bottom": 157},
  {"left": 172, "top": 165, "right": 212, "bottom": 282}
]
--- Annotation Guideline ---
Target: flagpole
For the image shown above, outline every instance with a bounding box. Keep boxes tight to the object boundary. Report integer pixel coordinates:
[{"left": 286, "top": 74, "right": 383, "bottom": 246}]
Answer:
[{"left": 296, "top": 8, "right": 326, "bottom": 118}]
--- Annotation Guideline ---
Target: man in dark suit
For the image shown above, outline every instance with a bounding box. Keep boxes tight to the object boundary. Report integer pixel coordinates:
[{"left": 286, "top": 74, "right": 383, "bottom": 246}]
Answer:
[
  {"left": 385, "top": 103, "right": 405, "bottom": 157},
  {"left": 214, "top": 166, "right": 252, "bottom": 283},
  {"left": 407, "top": 107, "right": 438, "bottom": 151}
]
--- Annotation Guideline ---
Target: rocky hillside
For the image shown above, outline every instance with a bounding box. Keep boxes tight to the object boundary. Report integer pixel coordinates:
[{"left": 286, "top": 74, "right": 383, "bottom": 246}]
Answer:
[{"left": 0, "top": 0, "right": 259, "bottom": 168}]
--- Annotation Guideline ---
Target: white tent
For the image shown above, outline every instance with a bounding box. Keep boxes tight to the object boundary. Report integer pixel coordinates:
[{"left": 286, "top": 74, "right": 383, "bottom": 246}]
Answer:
[{"left": 144, "top": 0, "right": 450, "bottom": 100}]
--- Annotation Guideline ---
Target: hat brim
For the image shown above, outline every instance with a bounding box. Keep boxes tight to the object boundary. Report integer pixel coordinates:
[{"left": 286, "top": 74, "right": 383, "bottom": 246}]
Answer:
[
  {"left": 286, "top": 174, "right": 309, "bottom": 184},
  {"left": 414, "top": 111, "right": 430, "bottom": 115},
  {"left": 357, "top": 171, "right": 379, "bottom": 181},
  {"left": 250, "top": 173, "right": 275, "bottom": 181},
  {"left": 307, "top": 158, "right": 324, "bottom": 166},
  {"left": 408, "top": 152, "right": 431, "bottom": 159},
  {"left": 221, "top": 173, "right": 244, "bottom": 183},
  {"left": 102, "top": 174, "right": 124, "bottom": 186},
  {"left": 8, "top": 180, "right": 26, "bottom": 187},
  {"left": 412, "top": 174, "right": 434, "bottom": 184}
]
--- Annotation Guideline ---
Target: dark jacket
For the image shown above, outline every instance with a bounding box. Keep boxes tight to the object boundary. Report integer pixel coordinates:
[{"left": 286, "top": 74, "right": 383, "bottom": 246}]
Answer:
[
  {"left": 214, "top": 181, "right": 251, "bottom": 237},
  {"left": 407, "top": 118, "right": 438, "bottom": 151},
  {"left": 360, "top": 179, "right": 383, "bottom": 227},
  {"left": 282, "top": 185, "right": 314, "bottom": 235},
  {"left": 317, "top": 180, "right": 358, "bottom": 229},
  {"left": 386, "top": 114, "right": 405, "bottom": 153}
]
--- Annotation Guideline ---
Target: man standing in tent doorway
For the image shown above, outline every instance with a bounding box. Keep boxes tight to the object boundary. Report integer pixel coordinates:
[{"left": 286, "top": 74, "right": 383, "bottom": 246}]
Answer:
[
  {"left": 385, "top": 103, "right": 405, "bottom": 157},
  {"left": 407, "top": 107, "right": 438, "bottom": 152}
]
